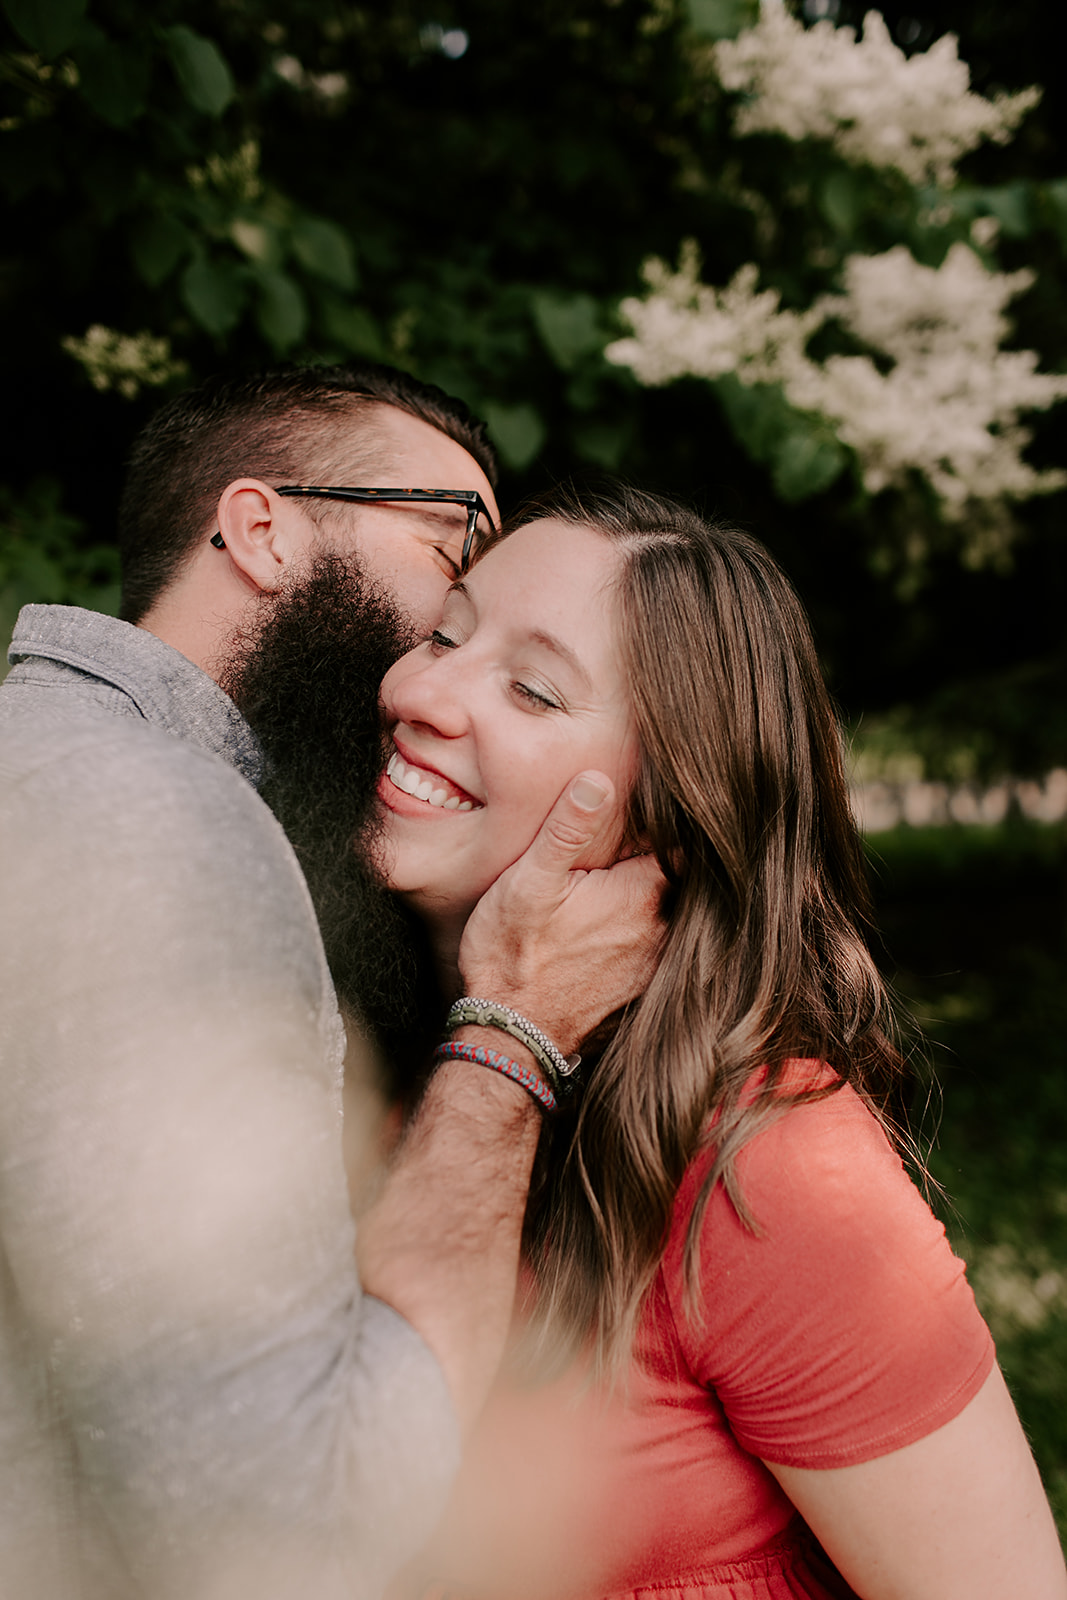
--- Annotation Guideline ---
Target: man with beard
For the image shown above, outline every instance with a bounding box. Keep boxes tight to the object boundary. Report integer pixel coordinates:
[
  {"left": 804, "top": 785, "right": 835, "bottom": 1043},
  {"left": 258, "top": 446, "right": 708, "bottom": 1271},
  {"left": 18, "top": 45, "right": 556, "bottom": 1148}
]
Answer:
[
  {"left": 0, "top": 362, "right": 662, "bottom": 1600},
  {"left": 218, "top": 554, "right": 440, "bottom": 1096}
]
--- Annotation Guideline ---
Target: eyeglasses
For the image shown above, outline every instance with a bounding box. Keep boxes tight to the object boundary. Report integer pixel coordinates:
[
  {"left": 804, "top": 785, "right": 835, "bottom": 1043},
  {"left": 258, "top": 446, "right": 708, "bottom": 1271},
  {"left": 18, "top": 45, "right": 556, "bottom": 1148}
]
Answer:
[{"left": 276, "top": 485, "right": 497, "bottom": 573}]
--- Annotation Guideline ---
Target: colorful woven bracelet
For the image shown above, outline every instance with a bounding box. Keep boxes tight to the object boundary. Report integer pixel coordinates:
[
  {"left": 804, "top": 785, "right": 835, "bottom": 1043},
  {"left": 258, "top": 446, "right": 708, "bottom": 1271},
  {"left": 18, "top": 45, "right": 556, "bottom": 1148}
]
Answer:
[{"left": 433, "top": 1040, "right": 558, "bottom": 1114}]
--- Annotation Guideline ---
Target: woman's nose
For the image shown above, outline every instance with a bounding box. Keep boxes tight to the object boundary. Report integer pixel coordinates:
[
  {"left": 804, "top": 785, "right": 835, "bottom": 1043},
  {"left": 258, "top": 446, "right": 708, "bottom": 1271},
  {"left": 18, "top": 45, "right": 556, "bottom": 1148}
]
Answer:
[{"left": 383, "top": 646, "right": 471, "bottom": 740}]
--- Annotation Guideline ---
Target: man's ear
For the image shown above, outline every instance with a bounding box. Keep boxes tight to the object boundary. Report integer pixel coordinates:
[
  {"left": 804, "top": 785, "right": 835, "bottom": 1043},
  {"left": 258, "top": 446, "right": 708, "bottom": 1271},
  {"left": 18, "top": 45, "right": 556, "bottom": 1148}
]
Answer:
[{"left": 214, "top": 479, "right": 305, "bottom": 592}]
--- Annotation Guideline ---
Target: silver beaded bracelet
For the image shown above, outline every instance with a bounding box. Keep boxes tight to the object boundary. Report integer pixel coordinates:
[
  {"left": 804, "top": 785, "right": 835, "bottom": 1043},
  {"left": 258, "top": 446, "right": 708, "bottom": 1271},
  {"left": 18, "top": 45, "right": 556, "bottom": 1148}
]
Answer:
[{"left": 445, "top": 997, "right": 581, "bottom": 1097}]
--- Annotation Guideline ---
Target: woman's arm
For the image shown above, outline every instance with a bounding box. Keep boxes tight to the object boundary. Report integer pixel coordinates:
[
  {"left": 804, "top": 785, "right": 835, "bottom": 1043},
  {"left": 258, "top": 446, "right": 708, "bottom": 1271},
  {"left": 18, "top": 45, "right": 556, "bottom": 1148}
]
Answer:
[{"left": 765, "top": 1365, "right": 1067, "bottom": 1600}]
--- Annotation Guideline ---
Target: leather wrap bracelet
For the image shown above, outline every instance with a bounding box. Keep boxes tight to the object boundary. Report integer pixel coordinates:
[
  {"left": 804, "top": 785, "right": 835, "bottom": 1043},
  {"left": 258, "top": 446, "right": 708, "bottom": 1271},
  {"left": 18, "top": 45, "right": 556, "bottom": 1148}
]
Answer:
[{"left": 445, "top": 996, "right": 581, "bottom": 1098}]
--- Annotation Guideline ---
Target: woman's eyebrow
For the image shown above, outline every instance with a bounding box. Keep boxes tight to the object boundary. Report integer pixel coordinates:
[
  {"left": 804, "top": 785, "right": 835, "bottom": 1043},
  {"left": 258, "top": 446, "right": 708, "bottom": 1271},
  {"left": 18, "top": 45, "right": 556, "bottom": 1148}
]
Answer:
[{"left": 526, "top": 628, "right": 593, "bottom": 692}]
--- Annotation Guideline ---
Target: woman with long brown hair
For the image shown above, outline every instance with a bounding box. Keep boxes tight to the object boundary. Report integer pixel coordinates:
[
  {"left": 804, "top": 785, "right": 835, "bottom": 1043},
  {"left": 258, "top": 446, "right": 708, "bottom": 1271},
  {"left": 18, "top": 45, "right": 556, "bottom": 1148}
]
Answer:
[{"left": 373, "top": 480, "right": 1064, "bottom": 1600}]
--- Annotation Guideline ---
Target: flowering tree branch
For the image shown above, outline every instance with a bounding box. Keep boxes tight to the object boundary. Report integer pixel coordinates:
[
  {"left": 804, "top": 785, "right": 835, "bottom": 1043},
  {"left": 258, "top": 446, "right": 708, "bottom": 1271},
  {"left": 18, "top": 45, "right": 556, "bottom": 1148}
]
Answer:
[
  {"left": 607, "top": 6, "right": 1064, "bottom": 550},
  {"left": 712, "top": 6, "right": 1040, "bottom": 188}
]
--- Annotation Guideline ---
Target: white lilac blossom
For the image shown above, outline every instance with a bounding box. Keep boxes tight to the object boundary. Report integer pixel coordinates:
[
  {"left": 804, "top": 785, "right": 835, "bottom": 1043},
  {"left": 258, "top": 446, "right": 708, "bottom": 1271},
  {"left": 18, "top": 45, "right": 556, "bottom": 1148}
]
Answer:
[
  {"left": 604, "top": 242, "right": 821, "bottom": 387},
  {"left": 61, "top": 326, "right": 188, "bottom": 400},
  {"left": 712, "top": 8, "right": 1040, "bottom": 187},
  {"left": 801, "top": 246, "right": 1067, "bottom": 513},
  {"left": 606, "top": 242, "right": 1067, "bottom": 516}
]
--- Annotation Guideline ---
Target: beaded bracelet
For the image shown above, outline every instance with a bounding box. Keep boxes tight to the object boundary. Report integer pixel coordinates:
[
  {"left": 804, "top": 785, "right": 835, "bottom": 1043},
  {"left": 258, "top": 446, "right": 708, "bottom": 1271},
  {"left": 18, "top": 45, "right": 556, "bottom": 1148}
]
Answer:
[
  {"left": 445, "top": 997, "right": 580, "bottom": 1098},
  {"left": 434, "top": 1040, "right": 558, "bottom": 1114}
]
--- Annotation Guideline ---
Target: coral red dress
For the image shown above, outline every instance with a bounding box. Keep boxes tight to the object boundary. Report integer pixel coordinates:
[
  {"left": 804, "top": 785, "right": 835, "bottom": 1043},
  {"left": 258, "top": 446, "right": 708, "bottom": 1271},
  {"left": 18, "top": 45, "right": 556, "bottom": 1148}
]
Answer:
[{"left": 396, "top": 1067, "right": 994, "bottom": 1600}]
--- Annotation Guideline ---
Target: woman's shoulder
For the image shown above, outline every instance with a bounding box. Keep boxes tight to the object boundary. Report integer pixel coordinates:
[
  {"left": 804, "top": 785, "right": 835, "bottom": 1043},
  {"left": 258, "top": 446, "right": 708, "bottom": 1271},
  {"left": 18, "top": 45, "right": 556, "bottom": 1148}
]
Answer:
[
  {"left": 668, "top": 1059, "right": 949, "bottom": 1299},
  {"left": 658, "top": 1060, "right": 995, "bottom": 1469},
  {"left": 677, "top": 1059, "right": 903, "bottom": 1242}
]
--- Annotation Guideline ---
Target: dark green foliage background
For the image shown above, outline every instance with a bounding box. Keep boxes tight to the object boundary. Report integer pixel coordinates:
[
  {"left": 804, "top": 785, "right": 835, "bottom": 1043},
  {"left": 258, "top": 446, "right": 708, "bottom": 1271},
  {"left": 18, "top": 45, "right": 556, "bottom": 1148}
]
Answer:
[
  {"left": 2, "top": 0, "right": 1065, "bottom": 1542},
  {"left": 2, "top": 0, "right": 1065, "bottom": 770},
  {"left": 872, "top": 818, "right": 1067, "bottom": 1536}
]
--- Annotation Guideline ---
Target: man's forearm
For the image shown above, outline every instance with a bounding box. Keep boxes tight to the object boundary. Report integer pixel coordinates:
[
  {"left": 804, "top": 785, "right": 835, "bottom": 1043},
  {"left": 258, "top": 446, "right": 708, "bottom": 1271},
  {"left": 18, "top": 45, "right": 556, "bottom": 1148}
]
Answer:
[{"left": 355, "top": 1034, "right": 542, "bottom": 1429}]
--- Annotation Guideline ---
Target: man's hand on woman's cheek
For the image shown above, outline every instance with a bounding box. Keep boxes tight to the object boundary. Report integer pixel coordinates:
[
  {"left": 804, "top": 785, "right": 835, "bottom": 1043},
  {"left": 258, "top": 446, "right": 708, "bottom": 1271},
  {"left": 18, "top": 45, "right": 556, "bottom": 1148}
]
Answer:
[{"left": 458, "top": 771, "right": 668, "bottom": 1059}]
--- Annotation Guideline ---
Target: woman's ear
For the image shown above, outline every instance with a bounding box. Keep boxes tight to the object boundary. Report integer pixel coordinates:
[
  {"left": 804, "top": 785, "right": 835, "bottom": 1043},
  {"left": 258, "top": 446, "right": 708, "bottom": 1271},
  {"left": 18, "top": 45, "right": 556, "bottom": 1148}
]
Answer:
[{"left": 214, "top": 479, "right": 301, "bottom": 592}]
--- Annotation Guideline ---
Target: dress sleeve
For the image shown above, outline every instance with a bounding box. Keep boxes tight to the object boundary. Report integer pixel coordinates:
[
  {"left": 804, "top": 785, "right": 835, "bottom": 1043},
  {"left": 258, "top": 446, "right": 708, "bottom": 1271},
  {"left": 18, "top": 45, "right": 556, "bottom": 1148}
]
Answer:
[{"left": 661, "top": 1075, "right": 995, "bottom": 1469}]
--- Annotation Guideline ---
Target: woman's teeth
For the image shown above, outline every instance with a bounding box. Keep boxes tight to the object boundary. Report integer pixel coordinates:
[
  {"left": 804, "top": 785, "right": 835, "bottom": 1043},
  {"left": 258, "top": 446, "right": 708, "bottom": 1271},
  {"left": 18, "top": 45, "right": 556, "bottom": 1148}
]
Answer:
[{"left": 387, "top": 752, "right": 478, "bottom": 810}]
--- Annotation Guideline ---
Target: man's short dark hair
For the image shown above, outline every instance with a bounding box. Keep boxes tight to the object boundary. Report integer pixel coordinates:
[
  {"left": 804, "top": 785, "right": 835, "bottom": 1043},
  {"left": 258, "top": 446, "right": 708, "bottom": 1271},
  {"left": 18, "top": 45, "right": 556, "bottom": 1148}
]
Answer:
[{"left": 117, "top": 361, "right": 500, "bottom": 623}]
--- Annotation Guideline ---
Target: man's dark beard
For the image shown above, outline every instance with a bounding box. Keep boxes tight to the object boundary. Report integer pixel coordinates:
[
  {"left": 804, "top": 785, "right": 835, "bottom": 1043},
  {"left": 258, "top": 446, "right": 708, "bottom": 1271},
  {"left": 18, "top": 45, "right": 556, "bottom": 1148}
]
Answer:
[{"left": 219, "top": 551, "right": 444, "bottom": 1096}]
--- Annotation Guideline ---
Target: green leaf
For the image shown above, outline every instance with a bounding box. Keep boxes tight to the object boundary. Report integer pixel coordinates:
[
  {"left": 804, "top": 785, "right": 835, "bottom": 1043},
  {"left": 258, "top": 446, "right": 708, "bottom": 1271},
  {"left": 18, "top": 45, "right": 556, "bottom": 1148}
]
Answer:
[
  {"left": 254, "top": 267, "right": 307, "bottom": 351},
  {"left": 165, "top": 24, "right": 235, "bottom": 117},
  {"left": 771, "top": 424, "right": 848, "bottom": 502},
  {"left": 571, "top": 418, "right": 629, "bottom": 470},
  {"left": 683, "top": 0, "right": 758, "bottom": 41},
  {"left": 714, "top": 375, "right": 847, "bottom": 501},
  {"left": 531, "top": 290, "right": 603, "bottom": 371},
  {"left": 73, "top": 27, "right": 150, "bottom": 127},
  {"left": 714, "top": 373, "right": 785, "bottom": 460},
  {"left": 418, "top": 363, "right": 485, "bottom": 414},
  {"left": 1, "top": 0, "right": 87, "bottom": 58},
  {"left": 181, "top": 255, "right": 246, "bottom": 335},
  {"left": 819, "top": 169, "right": 864, "bottom": 237},
  {"left": 483, "top": 401, "right": 546, "bottom": 471},
  {"left": 1042, "top": 180, "right": 1067, "bottom": 251},
  {"left": 1, "top": 479, "right": 119, "bottom": 677},
  {"left": 979, "top": 183, "right": 1033, "bottom": 239},
  {"left": 290, "top": 217, "right": 357, "bottom": 290},
  {"left": 319, "top": 298, "right": 386, "bottom": 359},
  {"left": 130, "top": 213, "right": 190, "bottom": 286}
]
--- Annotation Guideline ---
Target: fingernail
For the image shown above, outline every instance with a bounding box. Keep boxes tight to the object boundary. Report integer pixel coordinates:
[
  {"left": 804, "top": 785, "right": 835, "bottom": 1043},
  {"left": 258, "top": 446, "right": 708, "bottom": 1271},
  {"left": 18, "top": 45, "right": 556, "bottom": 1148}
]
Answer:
[{"left": 570, "top": 774, "right": 608, "bottom": 810}]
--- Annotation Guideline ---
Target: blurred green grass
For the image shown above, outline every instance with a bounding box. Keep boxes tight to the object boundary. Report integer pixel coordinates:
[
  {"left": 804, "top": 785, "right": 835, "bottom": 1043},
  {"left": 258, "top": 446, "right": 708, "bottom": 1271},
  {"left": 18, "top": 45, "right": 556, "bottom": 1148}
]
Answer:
[{"left": 868, "top": 816, "right": 1067, "bottom": 1539}]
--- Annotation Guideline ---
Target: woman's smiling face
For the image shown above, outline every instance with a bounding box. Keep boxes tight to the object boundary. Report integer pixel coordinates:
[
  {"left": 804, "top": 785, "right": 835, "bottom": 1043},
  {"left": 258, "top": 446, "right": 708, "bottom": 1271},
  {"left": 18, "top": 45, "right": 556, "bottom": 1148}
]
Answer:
[{"left": 376, "top": 518, "right": 639, "bottom": 928}]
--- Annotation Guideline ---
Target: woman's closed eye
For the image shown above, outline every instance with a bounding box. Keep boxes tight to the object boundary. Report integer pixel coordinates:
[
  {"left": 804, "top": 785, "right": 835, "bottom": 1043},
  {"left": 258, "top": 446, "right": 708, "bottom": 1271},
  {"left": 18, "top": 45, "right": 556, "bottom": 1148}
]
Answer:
[
  {"left": 512, "top": 679, "right": 562, "bottom": 712},
  {"left": 429, "top": 631, "right": 562, "bottom": 711}
]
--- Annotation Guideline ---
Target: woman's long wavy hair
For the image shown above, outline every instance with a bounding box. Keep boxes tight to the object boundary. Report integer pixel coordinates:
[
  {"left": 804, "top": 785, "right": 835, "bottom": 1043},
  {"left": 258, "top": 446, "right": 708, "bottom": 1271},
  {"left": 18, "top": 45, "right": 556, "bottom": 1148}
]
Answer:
[{"left": 508, "top": 480, "right": 909, "bottom": 1376}]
